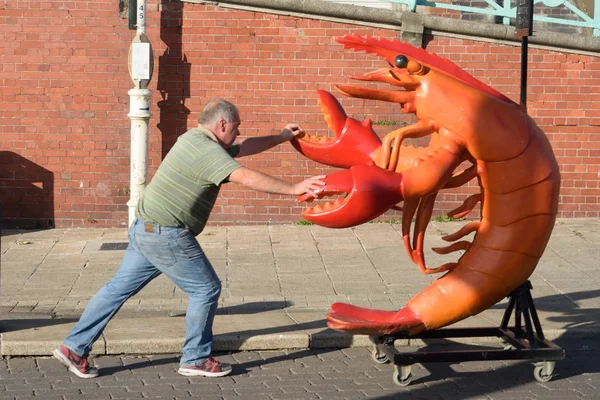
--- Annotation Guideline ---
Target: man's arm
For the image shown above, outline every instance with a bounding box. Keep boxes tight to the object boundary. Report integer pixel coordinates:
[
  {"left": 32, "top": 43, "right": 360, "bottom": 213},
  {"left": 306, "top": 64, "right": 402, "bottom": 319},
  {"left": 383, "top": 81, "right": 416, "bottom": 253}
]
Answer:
[
  {"left": 229, "top": 167, "right": 325, "bottom": 198},
  {"left": 236, "top": 123, "right": 304, "bottom": 158}
]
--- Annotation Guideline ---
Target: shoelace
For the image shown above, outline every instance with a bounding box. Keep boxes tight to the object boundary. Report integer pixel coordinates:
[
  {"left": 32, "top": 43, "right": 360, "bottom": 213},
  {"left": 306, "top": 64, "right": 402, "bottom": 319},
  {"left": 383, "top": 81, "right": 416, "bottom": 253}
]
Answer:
[
  {"left": 69, "top": 352, "right": 90, "bottom": 370},
  {"left": 80, "top": 358, "right": 90, "bottom": 370},
  {"left": 205, "top": 358, "right": 221, "bottom": 368}
]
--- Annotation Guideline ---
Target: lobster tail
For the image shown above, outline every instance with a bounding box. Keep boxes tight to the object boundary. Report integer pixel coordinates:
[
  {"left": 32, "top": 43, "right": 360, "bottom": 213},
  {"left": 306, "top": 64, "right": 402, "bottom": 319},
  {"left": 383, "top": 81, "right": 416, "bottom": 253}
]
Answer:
[{"left": 327, "top": 303, "right": 425, "bottom": 336}]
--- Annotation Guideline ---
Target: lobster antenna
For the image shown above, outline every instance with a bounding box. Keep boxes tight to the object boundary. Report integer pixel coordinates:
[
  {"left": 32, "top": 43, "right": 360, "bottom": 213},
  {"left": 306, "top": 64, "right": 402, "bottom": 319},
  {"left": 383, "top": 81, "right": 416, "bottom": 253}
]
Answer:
[{"left": 336, "top": 34, "right": 513, "bottom": 104}]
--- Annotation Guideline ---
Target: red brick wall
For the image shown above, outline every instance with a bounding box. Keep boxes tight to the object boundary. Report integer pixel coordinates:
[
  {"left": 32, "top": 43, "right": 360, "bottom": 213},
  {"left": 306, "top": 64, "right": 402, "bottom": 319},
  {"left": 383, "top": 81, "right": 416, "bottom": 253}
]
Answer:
[{"left": 0, "top": 1, "right": 598, "bottom": 228}]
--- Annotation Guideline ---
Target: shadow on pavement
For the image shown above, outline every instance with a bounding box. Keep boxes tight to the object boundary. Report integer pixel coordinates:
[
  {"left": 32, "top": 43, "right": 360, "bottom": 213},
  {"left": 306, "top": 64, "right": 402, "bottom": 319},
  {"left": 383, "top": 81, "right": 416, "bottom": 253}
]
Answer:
[
  {"left": 0, "top": 318, "right": 79, "bottom": 333},
  {"left": 98, "top": 355, "right": 180, "bottom": 377},
  {"left": 0, "top": 228, "right": 48, "bottom": 238},
  {"left": 216, "top": 301, "right": 290, "bottom": 315},
  {"left": 165, "top": 301, "right": 290, "bottom": 317},
  {"left": 490, "top": 288, "right": 600, "bottom": 332}
]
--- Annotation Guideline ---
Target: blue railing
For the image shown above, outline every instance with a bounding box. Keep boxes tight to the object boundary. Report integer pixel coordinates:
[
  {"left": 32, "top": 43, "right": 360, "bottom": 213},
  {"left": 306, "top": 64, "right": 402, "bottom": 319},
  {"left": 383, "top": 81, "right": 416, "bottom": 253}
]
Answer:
[{"left": 379, "top": 0, "right": 599, "bottom": 36}]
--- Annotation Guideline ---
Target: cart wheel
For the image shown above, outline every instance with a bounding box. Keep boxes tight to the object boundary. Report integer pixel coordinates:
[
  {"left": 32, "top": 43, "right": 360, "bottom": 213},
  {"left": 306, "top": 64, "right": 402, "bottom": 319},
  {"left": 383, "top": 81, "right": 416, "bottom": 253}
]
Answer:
[
  {"left": 371, "top": 348, "right": 389, "bottom": 364},
  {"left": 393, "top": 365, "right": 412, "bottom": 387},
  {"left": 533, "top": 365, "right": 552, "bottom": 383}
]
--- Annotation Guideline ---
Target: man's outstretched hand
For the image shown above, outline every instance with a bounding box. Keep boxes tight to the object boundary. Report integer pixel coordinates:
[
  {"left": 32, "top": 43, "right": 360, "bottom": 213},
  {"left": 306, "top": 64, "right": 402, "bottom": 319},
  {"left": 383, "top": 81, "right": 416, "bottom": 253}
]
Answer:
[
  {"left": 293, "top": 175, "right": 326, "bottom": 199},
  {"left": 281, "top": 123, "right": 305, "bottom": 141}
]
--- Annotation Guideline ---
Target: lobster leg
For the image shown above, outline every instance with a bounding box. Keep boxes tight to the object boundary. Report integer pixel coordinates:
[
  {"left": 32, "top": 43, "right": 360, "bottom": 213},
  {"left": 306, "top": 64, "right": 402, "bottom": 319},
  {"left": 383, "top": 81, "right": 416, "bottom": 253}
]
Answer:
[
  {"left": 396, "top": 142, "right": 466, "bottom": 266},
  {"left": 447, "top": 193, "right": 483, "bottom": 219},
  {"left": 441, "top": 221, "right": 480, "bottom": 241},
  {"left": 372, "top": 120, "right": 437, "bottom": 170},
  {"left": 410, "top": 192, "right": 461, "bottom": 275},
  {"left": 400, "top": 144, "right": 464, "bottom": 199},
  {"left": 402, "top": 199, "right": 420, "bottom": 263},
  {"left": 413, "top": 193, "right": 455, "bottom": 275},
  {"left": 432, "top": 222, "right": 479, "bottom": 255},
  {"left": 444, "top": 164, "right": 478, "bottom": 189}
]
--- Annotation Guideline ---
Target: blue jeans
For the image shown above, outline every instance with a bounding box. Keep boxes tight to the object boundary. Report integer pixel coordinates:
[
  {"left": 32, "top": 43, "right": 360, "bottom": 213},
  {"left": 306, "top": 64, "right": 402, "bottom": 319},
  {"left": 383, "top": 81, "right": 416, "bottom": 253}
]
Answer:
[{"left": 63, "top": 219, "right": 221, "bottom": 367}]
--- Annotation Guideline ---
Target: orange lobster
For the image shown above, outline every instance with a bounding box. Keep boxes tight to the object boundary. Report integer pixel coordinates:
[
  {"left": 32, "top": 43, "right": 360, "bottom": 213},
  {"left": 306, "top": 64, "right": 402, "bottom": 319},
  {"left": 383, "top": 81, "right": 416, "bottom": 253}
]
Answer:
[{"left": 291, "top": 35, "right": 560, "bottom": 336}]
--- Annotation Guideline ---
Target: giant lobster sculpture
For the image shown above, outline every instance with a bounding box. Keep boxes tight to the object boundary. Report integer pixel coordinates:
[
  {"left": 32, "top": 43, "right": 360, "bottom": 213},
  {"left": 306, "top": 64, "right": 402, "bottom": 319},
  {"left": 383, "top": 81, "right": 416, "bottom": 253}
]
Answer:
[{"left": 291, "top": 35, "right": 560, "bottom": 336}]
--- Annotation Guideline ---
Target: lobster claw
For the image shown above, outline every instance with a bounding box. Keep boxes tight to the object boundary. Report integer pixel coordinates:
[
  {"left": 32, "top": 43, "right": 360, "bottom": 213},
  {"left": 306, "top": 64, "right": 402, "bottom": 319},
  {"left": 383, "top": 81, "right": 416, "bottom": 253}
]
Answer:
[
  {"left": 299, "top": 164, "right": 404, "bottom": 228},
  {"left": 291, "top": 90, "right": 382, "bottom": 169}
]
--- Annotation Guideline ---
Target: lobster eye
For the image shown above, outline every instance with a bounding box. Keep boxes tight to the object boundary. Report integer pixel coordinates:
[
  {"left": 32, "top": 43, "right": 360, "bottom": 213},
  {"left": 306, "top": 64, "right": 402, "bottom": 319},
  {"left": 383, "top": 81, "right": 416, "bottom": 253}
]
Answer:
[
  {"left": 394, "top": 55, "right": 408, "bottom": 68},
  {"left": 407, "top": 60, "right": 425, "bottom": 75}
]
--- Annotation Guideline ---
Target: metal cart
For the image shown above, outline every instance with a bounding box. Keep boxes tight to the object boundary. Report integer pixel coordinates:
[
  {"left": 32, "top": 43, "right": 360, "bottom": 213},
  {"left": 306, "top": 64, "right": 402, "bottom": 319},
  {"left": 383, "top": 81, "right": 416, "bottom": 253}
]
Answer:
[{"left": 370, "top": 281, "right": 566, "bottom": 386}]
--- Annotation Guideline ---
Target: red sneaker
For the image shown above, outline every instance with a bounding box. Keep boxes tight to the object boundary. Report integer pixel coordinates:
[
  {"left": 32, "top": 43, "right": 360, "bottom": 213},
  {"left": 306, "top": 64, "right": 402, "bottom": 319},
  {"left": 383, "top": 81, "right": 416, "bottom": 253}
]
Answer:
[
  {"left": 53, "top": 345, "right": 99, "bottom": 378},
  {"left": 177, "top": 357, "right": 232, "bottom": 377}
]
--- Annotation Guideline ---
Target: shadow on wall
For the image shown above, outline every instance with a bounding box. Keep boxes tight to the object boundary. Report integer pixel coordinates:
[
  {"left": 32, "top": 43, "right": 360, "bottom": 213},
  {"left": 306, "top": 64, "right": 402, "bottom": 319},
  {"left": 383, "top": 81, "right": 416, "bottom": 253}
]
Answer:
[
  {"left": 157, "top": 0, "right": 191, "bottom": 159},
  {"left": 0, "top": 152, "right": 54, "bottom": 229}
]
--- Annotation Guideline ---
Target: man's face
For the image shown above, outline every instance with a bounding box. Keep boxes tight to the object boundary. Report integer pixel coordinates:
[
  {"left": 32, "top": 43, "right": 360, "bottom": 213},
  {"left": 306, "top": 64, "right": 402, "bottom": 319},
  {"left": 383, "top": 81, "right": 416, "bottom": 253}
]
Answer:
[{"left": 217, "top": 118, "right": 241, "bottom": 148}]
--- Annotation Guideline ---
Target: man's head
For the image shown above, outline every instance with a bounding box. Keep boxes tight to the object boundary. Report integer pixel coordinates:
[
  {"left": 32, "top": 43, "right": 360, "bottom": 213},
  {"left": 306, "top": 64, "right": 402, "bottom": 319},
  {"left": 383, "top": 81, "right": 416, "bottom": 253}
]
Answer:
[{"left": 198, "top": 98, "right": 241, "bottom": 148}]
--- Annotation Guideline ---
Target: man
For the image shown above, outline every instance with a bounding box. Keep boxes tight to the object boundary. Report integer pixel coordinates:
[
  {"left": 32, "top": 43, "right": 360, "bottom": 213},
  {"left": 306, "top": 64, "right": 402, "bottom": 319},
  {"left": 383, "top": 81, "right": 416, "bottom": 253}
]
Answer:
[{"left": 53, "top": 99, "right": 326, "bottom": 379}]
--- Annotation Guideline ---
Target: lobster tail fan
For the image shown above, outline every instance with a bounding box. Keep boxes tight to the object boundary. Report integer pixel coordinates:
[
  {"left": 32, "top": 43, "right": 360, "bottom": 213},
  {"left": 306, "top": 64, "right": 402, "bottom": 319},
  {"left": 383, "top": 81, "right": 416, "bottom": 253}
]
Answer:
[{"left": 335, "top": 35, "right": 513, "bottom": 104}]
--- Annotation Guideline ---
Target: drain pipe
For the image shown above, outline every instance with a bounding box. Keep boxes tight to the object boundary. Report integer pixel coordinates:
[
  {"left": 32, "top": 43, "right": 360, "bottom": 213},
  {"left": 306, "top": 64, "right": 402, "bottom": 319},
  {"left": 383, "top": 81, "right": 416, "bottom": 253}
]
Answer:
[{"left": 127, "top": 0, "right": 154, "bottom": 226}]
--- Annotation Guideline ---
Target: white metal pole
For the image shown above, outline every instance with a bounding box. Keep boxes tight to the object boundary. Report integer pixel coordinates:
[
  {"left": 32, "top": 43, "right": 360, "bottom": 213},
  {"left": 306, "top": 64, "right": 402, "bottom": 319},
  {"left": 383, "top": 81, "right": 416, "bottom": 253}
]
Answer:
[
  {"left": 127, "top": 0, "right": 153, "bottom": 226},
  {"left": 136, "top": 0, "right": 146, "bottom": 35},
  {"left": 127, "top": 88, "right": 151, "bottom": 226}
]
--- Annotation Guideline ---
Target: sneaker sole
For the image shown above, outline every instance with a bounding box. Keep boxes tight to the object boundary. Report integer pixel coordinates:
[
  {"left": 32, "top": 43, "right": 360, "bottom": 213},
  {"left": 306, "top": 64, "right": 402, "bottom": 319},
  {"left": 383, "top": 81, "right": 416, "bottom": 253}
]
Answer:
[
  {"left": 53, "top": 349, "right": 99, "bottom": 379},
  {"left": 177, "top": 367, "right": 232, "bottom": 377}
]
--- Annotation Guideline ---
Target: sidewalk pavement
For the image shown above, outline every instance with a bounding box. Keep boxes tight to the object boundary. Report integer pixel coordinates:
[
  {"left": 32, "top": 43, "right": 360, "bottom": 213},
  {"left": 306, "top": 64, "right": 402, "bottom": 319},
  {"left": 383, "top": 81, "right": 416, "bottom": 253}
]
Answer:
[{"left": 1, "top": 218, "right": 599, "bottom": 357}]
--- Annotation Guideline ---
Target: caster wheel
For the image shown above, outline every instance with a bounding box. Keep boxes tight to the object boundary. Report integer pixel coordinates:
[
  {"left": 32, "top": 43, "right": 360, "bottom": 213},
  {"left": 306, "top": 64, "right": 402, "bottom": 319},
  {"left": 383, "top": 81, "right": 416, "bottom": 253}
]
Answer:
[
  {"left": 533, "top": 365, "right": 552, "bottom": 383},
  {"left": 371, "top": 348, "right": 389, "bottom": 364},
  {"left": 393, "top": 365, "right": 412, "bottom": 387},
  {"left": 393, "top": 370, "right": 412, "bottom": 386}
]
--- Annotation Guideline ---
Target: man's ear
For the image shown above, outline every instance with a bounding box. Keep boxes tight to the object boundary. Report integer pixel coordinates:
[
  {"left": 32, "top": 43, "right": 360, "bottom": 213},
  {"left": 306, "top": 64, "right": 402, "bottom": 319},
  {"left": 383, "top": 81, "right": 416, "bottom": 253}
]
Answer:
[{"left": 220, "top": 118, "right": 228, "bottom": 131}]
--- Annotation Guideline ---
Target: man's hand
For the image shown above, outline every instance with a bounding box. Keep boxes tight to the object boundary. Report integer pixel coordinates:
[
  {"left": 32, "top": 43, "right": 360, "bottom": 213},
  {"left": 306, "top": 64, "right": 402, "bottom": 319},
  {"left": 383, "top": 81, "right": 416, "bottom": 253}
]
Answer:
[
  {"left": 236, "top": 123, "right": 306, "bottom": 158},
  {"left": 293, "top": 175, "right": 326, "bottom": 199},
  {"left": 229, "top": 168, "right": 326, "bottom": 198},
  {"left": 280, "top": 123, "right": 305, "bottom": 141}
]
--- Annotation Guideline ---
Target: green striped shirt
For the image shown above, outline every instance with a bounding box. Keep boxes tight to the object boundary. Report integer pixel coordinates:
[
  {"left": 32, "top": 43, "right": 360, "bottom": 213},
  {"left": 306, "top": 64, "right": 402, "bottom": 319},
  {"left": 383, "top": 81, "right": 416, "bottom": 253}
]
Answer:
[{"left": 136, "top": 126, "right": 241, "bottom": 235}]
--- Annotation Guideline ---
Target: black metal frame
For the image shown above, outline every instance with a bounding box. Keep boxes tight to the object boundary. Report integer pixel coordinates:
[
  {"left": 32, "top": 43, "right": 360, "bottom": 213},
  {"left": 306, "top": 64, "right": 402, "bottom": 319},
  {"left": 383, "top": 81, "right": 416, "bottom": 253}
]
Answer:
[{"left": 374, "top": 281, "right": 565, "bottom": 375}]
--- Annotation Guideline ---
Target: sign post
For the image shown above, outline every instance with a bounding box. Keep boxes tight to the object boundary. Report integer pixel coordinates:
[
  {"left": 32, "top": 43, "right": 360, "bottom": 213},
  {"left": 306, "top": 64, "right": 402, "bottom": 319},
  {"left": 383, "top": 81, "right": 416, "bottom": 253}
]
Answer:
[{"left": 515, "top": 0, "right": 534, "bottom": 113}]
